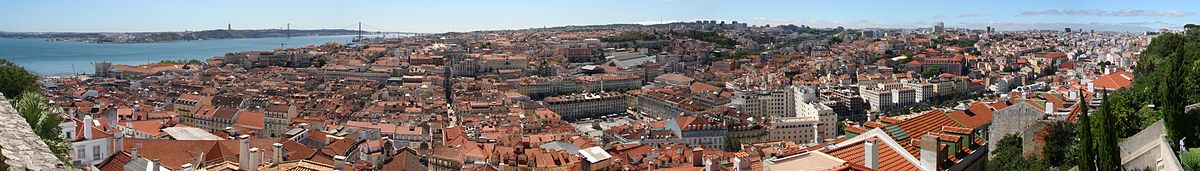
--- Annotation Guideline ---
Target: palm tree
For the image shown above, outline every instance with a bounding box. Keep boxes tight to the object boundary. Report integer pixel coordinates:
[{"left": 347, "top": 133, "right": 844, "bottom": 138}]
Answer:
[{"left": 13, "top": 91, "right": 70, "bottom": 164}]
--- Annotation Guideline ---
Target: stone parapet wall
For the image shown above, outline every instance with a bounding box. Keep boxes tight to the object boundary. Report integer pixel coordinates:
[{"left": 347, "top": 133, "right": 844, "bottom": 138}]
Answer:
[{"left": 0, "top": 93, "right": 66, "bottom": 170}]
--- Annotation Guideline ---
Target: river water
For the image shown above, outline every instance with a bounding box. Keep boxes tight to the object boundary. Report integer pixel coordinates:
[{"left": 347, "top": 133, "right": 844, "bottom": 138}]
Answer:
[{"left": 0, "top": 35, "right": 392, "bottom": 75}]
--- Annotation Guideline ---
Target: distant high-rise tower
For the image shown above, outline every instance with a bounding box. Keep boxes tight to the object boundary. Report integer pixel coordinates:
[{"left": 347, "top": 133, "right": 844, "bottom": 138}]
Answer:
[
  {"left": 1065, "top": 28, "right": 1072, "bottom": 33},
  {"left": 934, "top": 22, "right": 945, "bottom": 33},
  {"left": 986, "top": 26, "right": 993, "bottom": 33}
]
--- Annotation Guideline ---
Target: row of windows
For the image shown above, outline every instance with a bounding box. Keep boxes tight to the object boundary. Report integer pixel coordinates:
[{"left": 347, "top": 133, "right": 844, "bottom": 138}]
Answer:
[{"left": 75, "top": 145, "right": 103, "bottom": 162}]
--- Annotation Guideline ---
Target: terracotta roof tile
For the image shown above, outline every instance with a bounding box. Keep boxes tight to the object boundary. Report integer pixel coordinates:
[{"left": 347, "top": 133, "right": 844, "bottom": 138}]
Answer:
[
  {"left": 824, "top": 138, "right": 919, "bottom": 171},
  {"left": 1092, "top": 70, "right": 1134, "bottom": 89},
  {"left": 235, "top": 111, "right": 265, "bottom": 129},
  {"left": 946, "top": 102, "right": 993, "bottom": 129}
]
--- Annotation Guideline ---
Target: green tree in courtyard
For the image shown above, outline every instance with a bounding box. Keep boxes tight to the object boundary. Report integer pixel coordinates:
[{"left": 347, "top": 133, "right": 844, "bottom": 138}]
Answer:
[
  {"left": 922, "top": 66, "right": 943, "bottom": 78},
  {"left": 1042, "top": 121, "right": 1077, "bottom": 168},
  {"left": 989, "top": 134, "right": 1044, "bottom": 170},
  {"left": 723, "top": 136, "right": 741, "bottom": 152}
]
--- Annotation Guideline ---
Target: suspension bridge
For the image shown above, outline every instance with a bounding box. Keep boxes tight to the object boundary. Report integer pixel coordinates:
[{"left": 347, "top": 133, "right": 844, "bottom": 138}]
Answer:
[{"left": 259, "top": 22, "right": 432, "bottom": 40}]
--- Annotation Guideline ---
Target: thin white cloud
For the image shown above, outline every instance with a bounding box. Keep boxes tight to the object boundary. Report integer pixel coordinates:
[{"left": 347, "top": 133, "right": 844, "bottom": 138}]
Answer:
[
  {"left": 1109, "top": 9, "right": 1195, "bottom": 17},
  {"left": 956, "top": 22, "right": 1164, "bottom": 32},
  {"left": 958, "top": 13, "right": 990, "bottom": 17},
  {"left": 1020, "top": 9, "right": 1195, "bottom": 17},
  {"left": 1120, "top": 21, "right": 1171, "bottom": 27},
  {"left": 1020, "top": 9, "right": 1063, "bottom": 16},
  {"left": 743, "top": 18, "right": 1169, "bottom": 32},
  {"left": 1063, "top": 9, "right": 1107, "bottom": 16}
]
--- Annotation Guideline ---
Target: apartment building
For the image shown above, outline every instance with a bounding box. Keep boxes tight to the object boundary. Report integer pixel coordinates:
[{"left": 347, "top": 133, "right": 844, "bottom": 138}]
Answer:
[
  {"left": 544, "top": 92, "right": 630, "bottom": 121},
  {"left": 768, "top": 105, "right": 837, "bottom": 144}
]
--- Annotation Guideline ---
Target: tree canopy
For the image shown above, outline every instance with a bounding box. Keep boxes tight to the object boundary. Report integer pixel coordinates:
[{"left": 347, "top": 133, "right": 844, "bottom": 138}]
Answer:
[
  {"left": 989, "top": 134, "right": 1044, "bottom": 170},
  {"left": 13, "top": 90, "right": 69, "bottom": 164},
  {"left": 1124, "top": 26, "right": 1200, "bottom": 146},
  {"left": 0, "top": 59, "right": 69, "bottom": 165},
  {"left": 677, "top": 30, "right": 737, "bottom": 47},
  {"left": 600, "top": 32, "right": 660, "bottom": 42},
  {"left": 922, "top": 66, "right": 943, "bottom": 78},
  {"left": 1069, "top": 24, "right": 1200, "bottom": 170},
  {"left": 0, "top": 59, "right": 39, "bottom": 100},
  {"left": 723, "top": 136, "right": 742, "bottom": 152}
]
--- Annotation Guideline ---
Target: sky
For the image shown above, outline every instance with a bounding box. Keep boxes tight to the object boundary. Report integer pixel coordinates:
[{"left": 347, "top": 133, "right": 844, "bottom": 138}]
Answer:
[{"left": 1, "top": 0, "right": 1197, "bottom": 33}]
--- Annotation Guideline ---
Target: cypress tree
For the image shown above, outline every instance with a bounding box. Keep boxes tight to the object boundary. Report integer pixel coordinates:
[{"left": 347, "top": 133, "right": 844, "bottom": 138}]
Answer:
[
  {"left": 1096, "top": 92, "right": 1122, "bottom": 170},
  {"left": 1077, "top": 90, "right": 1094, "bottom": 171}
]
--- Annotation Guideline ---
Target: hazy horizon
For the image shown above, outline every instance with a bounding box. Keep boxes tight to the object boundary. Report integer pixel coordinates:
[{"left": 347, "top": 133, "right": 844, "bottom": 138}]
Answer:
[{"left": 2, "top": 0, "right": 1197, "bottom": 33}]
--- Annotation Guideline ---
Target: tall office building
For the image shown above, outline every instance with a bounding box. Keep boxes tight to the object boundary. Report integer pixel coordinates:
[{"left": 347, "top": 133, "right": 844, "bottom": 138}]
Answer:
[{"left": 934, "top": 22, "right": 945, "bottom": 33}]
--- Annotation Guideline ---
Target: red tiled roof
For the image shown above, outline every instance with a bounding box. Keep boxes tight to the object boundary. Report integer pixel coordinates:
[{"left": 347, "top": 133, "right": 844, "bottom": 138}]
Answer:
[
  {"left": 1044, "top": 52, "right": 1067, "bottom": 59},
  {"left": 1042, "top": 93, "right": 1065, "bottom": 109},
  {"left": 121, "top": 138, "right": 278, "bottom": 170},
  {"left": 863, "top": 121, "right": 887, "bottom": 128},
  {"left": 825, "top": 138, "right": 919, "bottom": 171},
  {"left": 97, "top": 151, "right": 132, "bottom": 171},
  {"left": 71, "top": 117, "right": 115, "bottom": 141},
  {"left": 235, "top": 111, "right": 265, "bottom": 129},
  {"left": 120, "top": 119, "right": 167, "bottom": 136},
  {"left": 895, "top": 110, "right": 961, "bottom": 154},
  {"left": 845, "top": 126, "right": 869, "bottom": 134},
  {"left": 1093, "top": 70, "right": 1134, "bottom": 89},
  {"left": 946, "top": 102, "right": 995, "bottom": 129}
]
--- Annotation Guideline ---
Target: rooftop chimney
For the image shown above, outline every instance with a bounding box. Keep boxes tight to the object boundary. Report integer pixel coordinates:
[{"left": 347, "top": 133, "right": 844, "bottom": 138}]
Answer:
[
  {"left": 704, "top": 158, "right": 718, "bottom": 171},
  {"left": 732, "top": 157, "right": 746, "bottom": 171},
  {"left": 83, "top": 115, "right": 94, "bottom": 139},
  {"left": 152, "top": 159, "right": 162, "bottom": 171},
  {"left": 113, "top": 132, "right": 124, "bottom": 155},
  {"left": 226, "top": 127, "right": 238, "bottom": 138},
  {"left": 272, "top": 143, "right": 284, "bottom": 165},
  {"left": 239, "top": 134, "right": 251, "bottom": 170},
  {"left": 864, "top": 139, "right": 879, "bottom": 169},
  {"left": 131, "top": 142, "right": 140, "bottom": 159},
  {"left": 1045, "top": 102, "right": 1055, "bottom": 114},
  {"left": 247, "top": 148, "right": 260, "bottom": 171},
  {"left": 692, "top": 147, "right": 704, "bottom": 167},
  {"left": 920, "top": 134, "right": 945, "bottom": 171},
  {"left": 333, "top": 155, "right": 347, "bottom": 171}
]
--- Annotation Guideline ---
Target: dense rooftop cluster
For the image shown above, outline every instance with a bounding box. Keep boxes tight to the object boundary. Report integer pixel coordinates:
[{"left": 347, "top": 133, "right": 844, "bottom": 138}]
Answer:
[{"left": 38, "top": 20, "right": 1159, "bottom": 170}]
